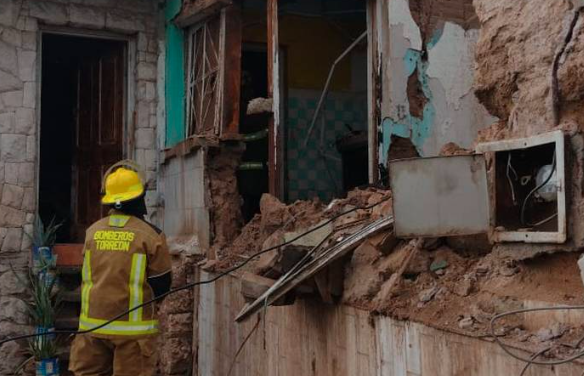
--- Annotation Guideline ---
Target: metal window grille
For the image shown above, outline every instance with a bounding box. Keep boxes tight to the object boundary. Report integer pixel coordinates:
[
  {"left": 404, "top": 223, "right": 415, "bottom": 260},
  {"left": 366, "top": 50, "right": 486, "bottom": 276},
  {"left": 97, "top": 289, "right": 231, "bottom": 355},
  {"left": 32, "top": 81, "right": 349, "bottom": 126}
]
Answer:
[{"left": 186, "top": 14, "right": 224, "bottom": 136}]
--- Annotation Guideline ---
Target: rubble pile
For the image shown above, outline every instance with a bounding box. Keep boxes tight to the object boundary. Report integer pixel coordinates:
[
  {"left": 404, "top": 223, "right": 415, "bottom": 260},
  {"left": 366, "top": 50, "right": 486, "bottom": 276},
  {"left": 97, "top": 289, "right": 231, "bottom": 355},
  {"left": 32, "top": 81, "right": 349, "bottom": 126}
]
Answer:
[
  {"left": 210, "top": 187, "right": 392, "bottom": 271},
  {"left": 206, "top": 185, "right": 584, "bottom": 354}
]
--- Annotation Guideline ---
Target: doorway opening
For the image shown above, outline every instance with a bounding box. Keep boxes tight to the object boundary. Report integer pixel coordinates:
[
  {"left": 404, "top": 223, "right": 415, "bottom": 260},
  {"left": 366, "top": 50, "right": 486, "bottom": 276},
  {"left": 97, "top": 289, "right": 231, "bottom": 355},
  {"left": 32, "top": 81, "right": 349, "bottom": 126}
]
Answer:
[{"left": 39, "top": 33, "right": 127, "bottom": 244}]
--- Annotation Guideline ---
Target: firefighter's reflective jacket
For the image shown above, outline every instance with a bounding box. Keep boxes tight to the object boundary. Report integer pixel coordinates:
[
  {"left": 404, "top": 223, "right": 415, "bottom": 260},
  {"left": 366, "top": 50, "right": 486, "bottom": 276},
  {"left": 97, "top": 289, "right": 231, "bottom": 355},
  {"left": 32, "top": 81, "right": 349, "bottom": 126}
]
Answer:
[{"left": 78, "top": 211, "right": 171, "bottom": 338}]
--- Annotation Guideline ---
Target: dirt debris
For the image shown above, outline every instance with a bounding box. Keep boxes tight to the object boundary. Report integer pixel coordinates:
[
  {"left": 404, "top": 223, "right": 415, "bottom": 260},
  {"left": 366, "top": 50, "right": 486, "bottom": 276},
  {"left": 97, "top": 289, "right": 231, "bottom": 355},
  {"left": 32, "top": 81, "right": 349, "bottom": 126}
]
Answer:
[{"left": 211, "top": 187, "right": 392, "bottom": 271}]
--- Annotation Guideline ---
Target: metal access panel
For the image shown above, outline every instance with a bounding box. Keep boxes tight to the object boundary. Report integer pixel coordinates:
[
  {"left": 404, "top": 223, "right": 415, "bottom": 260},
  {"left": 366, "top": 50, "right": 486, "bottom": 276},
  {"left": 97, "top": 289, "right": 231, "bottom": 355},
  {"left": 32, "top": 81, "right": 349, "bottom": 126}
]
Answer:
[{"left": 389, "top": 155, "right": 490, "bottom": 238}]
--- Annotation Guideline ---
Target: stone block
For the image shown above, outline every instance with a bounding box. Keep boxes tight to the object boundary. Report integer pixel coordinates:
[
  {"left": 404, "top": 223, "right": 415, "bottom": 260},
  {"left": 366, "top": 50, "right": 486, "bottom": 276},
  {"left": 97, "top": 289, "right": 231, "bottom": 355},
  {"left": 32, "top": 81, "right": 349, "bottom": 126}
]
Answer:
[
  {"left": 0, "top": 134, "right": 26, "bottom": 161},
  {"left": 0, "top": 296, "right": 28, "bottom": 324},
  {"left": 0, "top": 162, "right": 4, "bottom": 183},
  {"left": 0, "top": 1, "right": 17, "bottom": 27},
  {"left": 158, "top": 337, "right": 191, "bottom": 375},
  {"left": 147, "top": 38, "right": 158, "bottom": 53},
  {"left": 0, "top": 40, "right": 18, "bottom": 75},
  {"left": 1, "top": 184, "right": 24, "bottom": 209},
  {"left": 21, "top": 225, "right": 32, "bottom": 250},
  {"left": 26, "top": 135, "right": 36, "bottom": 161},
  {"left": 2, "top": 227, "right": 22, "bottom": 251},
  {"left": 106, "top": 11, "right": 145, "bottom": 32},
  {"left": 1, "top": 90, "right": 22, "bottom": 107},
  {"left": 29, "top": 1, "right": 68, "bottom": 25},
  {"left": 137, "top": 32, "right": 148, "bottom": 52},
  {"left": 0, "top": 270, "right": 26, "bottom": 294},
  {"left": 137, "top": 81, "right": 156, "bottom": 101},
  {"left": 163, "top": 313, "right": 193, "bottom": 335},
  {"left": 145, "top": 149, "right": 157, "bottom": 170},
  {"left": 18, "top": 162, "right": 35, "bottom": 187},
  {"left": 21, "top": 187, "right": 35, "bottom": 211},
  {"left": 23, "top": 82, "right": 35, "bottom": 108},
  {"left": 0, "top": 342, "right": 28, "bottom": 375},
  {"left": 4, "top": 163, "right": 18, "bottom": 184},
  {"left": 136, "top": 100, "right": 150, "bottom": 127},
  {"left": 0, "top": 29, "right": 22, "bottom": 47},
  {"left": 16, "top": 107, "right": 34, "bottom": 134},
  {"left": 0, "top": 321, "right": 29, "bottom": 340},
  {"left": 149, "top": 115, "right": 157, "bottom": 128},
  {"left": 18, "top": 50, "right": 36, "bottom": 82},
  {"left": 137, "top": 62, "right": 156, "bottom": 81},
  {"left": 0, "top": 70, "right": 21, "bottom": 93},
  {"left": 160, "top": 290, "right": 192, "bottom": 314},
  {"left": 22, "top": 31, "right": 36, "bottom": 51},
  {"left": 0, "top": 112, "right": 15, "bottom": 133},
  {"left": 135, "top": 128, "right": 155, "bottom": 148},
  {"left": 0, "top": 207, "right": 25, "bottom": 228},
  {"left": 69, "top": 5, "right": 106, "bottom": 28}
]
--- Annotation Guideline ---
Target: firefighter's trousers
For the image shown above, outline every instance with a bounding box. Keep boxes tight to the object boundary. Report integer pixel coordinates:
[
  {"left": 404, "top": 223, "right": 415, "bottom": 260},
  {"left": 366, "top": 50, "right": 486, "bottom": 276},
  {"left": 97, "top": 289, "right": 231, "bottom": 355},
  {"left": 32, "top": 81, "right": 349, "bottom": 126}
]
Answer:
[{"left": 69, "top": 334, "right": 157, "bottom": 376}]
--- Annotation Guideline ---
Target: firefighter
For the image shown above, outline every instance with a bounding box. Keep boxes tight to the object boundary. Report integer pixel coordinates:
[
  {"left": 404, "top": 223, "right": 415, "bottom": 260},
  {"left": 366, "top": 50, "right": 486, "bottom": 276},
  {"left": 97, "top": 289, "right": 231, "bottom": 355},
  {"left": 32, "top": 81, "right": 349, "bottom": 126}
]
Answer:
[{"left": 69, "top": 160, "right": 172, "bottom": 376}]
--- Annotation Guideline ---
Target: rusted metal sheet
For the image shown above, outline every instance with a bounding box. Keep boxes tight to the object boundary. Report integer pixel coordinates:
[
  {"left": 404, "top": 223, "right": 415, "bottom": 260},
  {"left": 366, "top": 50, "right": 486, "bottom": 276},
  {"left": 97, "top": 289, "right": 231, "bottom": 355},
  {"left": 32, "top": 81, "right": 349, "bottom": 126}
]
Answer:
[
  {"left": 235, "top": 216, "right": 394, "bottom": 322},
  {"left": 389, "top": 155, "right": 489, "bottom": 238}
]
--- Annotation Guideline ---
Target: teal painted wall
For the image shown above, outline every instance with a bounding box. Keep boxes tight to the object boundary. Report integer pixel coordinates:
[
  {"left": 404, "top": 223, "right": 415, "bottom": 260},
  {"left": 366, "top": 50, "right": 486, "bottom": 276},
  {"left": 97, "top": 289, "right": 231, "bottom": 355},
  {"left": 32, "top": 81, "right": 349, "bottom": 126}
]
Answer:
[{"left": 165, "top": 0, "right": 186, "bottom": 147}]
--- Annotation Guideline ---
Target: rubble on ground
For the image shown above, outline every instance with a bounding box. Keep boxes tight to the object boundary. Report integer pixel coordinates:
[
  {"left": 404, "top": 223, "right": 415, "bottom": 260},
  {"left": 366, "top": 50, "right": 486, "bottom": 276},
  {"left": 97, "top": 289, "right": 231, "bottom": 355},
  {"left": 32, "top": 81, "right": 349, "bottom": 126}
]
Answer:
[{"left": 204, "top": 185, "right": 584, "bottom": 355}]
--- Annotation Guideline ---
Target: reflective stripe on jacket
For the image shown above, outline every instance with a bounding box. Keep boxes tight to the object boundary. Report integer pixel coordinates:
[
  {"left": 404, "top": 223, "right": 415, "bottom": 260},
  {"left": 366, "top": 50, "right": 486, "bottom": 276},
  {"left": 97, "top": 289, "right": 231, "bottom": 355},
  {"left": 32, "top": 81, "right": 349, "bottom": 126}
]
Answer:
[{"left": 79, "top": 211, "right": 171, "bottom": 338}]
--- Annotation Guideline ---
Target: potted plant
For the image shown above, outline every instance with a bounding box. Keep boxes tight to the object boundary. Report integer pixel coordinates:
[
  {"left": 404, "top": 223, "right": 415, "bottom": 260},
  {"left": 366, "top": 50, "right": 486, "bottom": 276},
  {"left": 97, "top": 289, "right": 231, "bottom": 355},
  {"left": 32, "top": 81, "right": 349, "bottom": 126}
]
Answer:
[
  {"left": 13, "top": 255, "right": 61, "bottom": 376},
  {"left": 28, "top": 215, "right": 62, "bottom": 281}
]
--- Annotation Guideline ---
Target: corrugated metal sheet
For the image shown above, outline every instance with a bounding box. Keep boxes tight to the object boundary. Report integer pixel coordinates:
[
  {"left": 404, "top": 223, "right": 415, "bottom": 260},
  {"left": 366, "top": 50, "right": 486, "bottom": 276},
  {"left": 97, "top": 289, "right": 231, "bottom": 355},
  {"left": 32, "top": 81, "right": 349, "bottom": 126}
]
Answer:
[{"left": 389, "top": 155, "right": 489, "bottom": 238}]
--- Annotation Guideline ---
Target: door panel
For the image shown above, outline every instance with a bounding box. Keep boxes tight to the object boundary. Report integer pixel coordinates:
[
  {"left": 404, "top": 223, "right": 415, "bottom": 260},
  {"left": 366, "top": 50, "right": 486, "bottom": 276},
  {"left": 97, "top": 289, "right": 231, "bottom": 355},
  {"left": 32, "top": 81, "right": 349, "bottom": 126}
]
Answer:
[{"left": 71, "top": 41, "right": 125, "bottom": 243}]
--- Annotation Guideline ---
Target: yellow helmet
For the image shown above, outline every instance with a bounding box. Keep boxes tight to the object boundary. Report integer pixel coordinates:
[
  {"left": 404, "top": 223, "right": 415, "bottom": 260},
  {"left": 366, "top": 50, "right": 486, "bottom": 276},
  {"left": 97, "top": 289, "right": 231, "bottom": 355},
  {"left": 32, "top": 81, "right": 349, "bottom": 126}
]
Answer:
[{"left": 101, "top": 160, "right": 145, "bottom": 205}]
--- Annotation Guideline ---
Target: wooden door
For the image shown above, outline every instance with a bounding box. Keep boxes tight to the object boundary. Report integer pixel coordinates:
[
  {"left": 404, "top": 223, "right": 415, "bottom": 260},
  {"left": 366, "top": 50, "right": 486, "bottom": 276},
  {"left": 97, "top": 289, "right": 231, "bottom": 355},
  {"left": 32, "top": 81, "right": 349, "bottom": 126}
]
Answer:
[{"left": 71, "top": 40, "right": 125, "bottom": 242}]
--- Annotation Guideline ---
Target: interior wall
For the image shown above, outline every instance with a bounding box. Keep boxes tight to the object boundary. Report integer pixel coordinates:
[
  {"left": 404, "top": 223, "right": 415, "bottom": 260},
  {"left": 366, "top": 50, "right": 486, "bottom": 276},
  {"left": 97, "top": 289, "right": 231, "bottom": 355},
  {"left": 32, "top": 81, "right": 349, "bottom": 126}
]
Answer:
[{"left": 243, "top": 10, "right": 368, "bottom": 202}]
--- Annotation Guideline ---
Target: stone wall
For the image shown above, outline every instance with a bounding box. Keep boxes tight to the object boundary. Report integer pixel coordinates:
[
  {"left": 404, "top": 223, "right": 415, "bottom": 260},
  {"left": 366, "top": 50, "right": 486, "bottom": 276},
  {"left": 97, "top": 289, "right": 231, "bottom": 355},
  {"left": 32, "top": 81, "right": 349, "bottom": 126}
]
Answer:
[{"left": 0, "top": 0, "right": 163, "bottom": 373}]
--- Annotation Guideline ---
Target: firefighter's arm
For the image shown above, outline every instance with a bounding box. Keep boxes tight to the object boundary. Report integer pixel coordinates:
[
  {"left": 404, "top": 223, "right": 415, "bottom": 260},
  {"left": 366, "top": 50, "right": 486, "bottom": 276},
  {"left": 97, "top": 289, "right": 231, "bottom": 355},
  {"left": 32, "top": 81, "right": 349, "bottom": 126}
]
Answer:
[{"left": 146, "top": 233, "right": 172, "bottom": 299}]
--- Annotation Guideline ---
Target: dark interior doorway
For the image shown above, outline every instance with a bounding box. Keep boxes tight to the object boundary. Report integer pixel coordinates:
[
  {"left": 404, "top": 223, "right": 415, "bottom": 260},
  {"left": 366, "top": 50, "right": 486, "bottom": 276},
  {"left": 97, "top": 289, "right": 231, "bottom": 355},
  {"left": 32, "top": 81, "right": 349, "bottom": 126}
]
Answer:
[
  {"left": 39, "top": 33, "right": 126, "bottom": 243},
  {"left": 238, "top": 45, "right": 270, "bottom": 222}
]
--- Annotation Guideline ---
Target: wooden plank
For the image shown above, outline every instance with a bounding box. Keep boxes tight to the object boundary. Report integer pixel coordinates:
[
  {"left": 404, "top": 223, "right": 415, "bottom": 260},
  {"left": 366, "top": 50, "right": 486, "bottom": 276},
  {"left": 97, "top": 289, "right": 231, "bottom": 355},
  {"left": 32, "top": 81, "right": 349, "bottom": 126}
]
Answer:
[
  {"left": 235, "top": 216, "right": 394, "bottom": 322},
  {"left": 267, "top": 0, "right": 282, "bottom": 198},
  {"left": 174, "top": 0, "right": 232, "bottom": 28},
  {"left": 221, "top": 4, "right": 242, "bottom": 136}
]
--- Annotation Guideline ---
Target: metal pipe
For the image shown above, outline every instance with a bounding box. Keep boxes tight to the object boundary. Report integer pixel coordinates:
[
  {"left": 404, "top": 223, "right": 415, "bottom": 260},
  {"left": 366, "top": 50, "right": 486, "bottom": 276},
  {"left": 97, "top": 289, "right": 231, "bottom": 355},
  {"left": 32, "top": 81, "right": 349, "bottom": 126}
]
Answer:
[{"left": 303, "top": 30, "right": 367, "bottom": 148}]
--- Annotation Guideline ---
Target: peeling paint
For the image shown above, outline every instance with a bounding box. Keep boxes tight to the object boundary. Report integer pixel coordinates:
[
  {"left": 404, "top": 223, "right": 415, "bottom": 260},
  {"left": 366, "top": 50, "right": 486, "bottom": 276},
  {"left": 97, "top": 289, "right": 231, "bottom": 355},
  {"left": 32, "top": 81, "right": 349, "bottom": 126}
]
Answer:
[
  {"left": 388, "top": 0, "right": 423, "bottom": 50},
  {"left": 379, "top": 10, "right": 498, "bottom": 164},
  {"left": 426, "top": 23, "right": 478, "bottom": 111},
  {"left": 380, "top": 48, "right": 435, "bottom": 163}
]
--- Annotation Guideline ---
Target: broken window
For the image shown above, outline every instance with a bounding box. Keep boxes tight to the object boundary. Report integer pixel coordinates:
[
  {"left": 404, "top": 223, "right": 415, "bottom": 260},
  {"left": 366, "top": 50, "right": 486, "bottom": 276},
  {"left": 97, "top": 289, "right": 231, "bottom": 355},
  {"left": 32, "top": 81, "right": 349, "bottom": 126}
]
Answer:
[{"left": 186, "top": 15, "right": 223, "bottom": 136}]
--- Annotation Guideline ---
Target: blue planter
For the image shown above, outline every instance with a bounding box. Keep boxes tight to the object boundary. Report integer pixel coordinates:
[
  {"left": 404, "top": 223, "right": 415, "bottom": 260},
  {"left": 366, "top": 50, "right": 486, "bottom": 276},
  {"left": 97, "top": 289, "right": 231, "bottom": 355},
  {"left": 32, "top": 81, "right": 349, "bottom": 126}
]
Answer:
[
  {"left": 32, "top": 246, "right": 53, "bottom": 271},
  {"left": 36, "top": 358, "right": 59, "bottom": 376}
]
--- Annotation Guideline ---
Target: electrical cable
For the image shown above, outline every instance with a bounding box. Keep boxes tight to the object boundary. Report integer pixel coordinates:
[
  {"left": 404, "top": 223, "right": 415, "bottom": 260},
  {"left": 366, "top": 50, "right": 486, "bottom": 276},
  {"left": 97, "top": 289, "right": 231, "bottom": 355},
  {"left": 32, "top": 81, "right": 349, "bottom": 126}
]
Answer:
[
  {"left": 518, "top": 346, "right": 551, "bottom": 376},
  {"left": 507, "top": 153, "right": 518, "bottom": 205},
  {"left": 520, "top": 151, "right": 557, "bottom": 227},
  {"left": 0, "top": 195, "right": 391, "bottom": 348},
  {"left": 490, "top": 305, "right": 584, "bottom": 366}
]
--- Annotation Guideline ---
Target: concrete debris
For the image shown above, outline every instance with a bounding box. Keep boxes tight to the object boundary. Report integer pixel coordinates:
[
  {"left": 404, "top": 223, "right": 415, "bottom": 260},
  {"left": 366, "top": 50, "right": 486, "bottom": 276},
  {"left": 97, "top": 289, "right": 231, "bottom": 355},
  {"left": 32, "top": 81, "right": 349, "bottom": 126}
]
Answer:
[
  {"left": 419, "top": 285, "right": 439, "bottom": 303},
  {"left": 536, "top": 323, "right": 569, "bottom": 342},
  {"left": 452, "top": 276, "right": 474, "bottom": 297},
  {"left": 458, "top": 317, "right": 474, "bottom": 330},
  {"left": 212, "top": 188, "right": 392, "bottom": 272}
]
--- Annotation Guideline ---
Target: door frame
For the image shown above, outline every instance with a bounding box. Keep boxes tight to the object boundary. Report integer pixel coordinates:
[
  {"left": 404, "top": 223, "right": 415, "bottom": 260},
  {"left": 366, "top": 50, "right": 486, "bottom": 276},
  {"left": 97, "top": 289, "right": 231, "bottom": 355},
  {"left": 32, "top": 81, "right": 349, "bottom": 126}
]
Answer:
[{"left": 36, "top": 26, "right": 136, "bottom": 238}]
